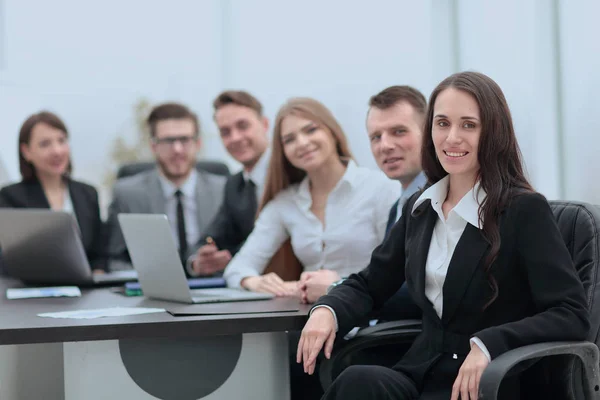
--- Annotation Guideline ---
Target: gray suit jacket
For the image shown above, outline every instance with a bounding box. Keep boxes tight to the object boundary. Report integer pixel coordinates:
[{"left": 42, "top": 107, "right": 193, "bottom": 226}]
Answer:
[{"left": 105, "top": 168, "right": 226, "bottom": 270}]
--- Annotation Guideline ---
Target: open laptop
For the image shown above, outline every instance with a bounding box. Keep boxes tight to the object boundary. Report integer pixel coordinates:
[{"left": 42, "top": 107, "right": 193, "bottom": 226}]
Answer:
[
  {"left": 117, "top": 213, "right": 273, "bottom": 304},
  {"left": 0, "top": 209, "right": 138, "bottom": 286}
]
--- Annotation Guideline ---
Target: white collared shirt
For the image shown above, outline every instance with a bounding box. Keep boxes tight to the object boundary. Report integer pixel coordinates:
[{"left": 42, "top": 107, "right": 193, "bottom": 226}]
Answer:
[
  {"left": 411, "top": 175, "right": 486, "bottom": 318},
  {"left": 61, "top": 188, "right": 74, "bottom": 214},
  {"left": 158, "top": 168, "right": 200, "bottom": 250},
  {"left": 316, "top": 175, "right": 492, "bottom": 359},
  {"left": 242, "top": 150, "right": 270, "bottom": 201},
  {"left": 224, "top": 161, "right": 399, "bottom": 288},
  {"left": 411, "top": 175, "right": 490, "bottom": 360}
]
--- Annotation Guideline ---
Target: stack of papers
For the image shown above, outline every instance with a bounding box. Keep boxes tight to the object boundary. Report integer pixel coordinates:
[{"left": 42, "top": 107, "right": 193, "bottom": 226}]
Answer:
[
  {"left": 6, "top": 286, "right": 82, "bottom": 300},
  {"left": 38, "top": 307, "right": 166, "bottom": 319}
]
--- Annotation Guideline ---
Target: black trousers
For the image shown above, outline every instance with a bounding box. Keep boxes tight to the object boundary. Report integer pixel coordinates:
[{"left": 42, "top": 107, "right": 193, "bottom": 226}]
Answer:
[
  {"left": 288, "top": 330, "right": 327, "bottom": 400},
  {"left": 287, "top": 282, "right": 420, "bottom": 400},
  {"left": 321, "top": 365, "right": 421, "bottom": 400},
  {"left": 288, "top": 331, "right": 416, "bottom": 400},
  {"left": 322, "top": 360, "right": 521, "bottom": 400}
]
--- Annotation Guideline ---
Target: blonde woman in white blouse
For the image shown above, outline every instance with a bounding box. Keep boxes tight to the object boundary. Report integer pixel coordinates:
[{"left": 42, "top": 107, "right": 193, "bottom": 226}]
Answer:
[{"left": 223, "top": 97, "right": 398, "bottom": 301}]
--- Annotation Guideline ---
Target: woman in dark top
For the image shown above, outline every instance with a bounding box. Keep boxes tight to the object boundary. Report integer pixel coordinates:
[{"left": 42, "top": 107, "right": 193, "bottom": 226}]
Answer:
[
  {"left": 0, "top": 111, "right": 106, "bottom": 272},
  {"left": 297, "top": 72, "right": 589, "bottom": 399}
]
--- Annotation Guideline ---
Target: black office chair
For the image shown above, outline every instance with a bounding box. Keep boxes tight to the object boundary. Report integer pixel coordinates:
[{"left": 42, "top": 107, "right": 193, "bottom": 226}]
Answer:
[
  {"left": 320, "top": 201, "right": 600, "bottom": 399},
  {"left": 116, "top": 160, "right": 230, "bottom": 180}
]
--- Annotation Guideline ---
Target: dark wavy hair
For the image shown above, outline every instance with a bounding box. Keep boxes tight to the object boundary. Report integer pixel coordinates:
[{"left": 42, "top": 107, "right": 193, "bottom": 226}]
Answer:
[{"left": 422, "top": 71, "right": 534, "bottom": 308}]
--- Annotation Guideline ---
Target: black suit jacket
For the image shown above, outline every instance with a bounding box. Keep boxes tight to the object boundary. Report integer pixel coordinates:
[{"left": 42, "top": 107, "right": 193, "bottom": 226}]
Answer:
[
  {"left": 199, "top": 171, "right": 256, "bottom": 255},
  {"left": 315, "top": 190, "right": 589, "bottom": 392},
  {"left": 0, "top": 178, "right": 106, "bottom": 270}
]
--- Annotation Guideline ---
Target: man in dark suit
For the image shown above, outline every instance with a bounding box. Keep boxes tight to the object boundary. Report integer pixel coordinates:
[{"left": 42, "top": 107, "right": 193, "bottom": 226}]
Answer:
[
  {"left": 188, "top": 90, "right": 270, "bottom": 277},
  {"left": 105, "top": 103, "right": 226, "bottom": 272},
  {"left": 324, "top": 86, "right": 429, "bottom": 322}
]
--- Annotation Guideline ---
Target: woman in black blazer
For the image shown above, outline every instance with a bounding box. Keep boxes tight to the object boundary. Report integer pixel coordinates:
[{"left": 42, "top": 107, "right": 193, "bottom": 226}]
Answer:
[
  {"left": 0, "top": 111, "right": 106, "bottom": 272},
  {"left": 297, "top": 72, "right": 589, "bottom": 400}
]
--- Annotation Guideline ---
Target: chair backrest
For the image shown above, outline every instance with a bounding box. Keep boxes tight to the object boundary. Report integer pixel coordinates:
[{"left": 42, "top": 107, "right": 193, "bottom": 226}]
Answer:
[
  {"left": 527, "top": 201, "right": 600, "bottom": 399},
  {"left": 263, "top": 239, "right": 303, "bottom": 281},
  {"left": 116, "top": 161, "right": 230, "bottom": 180},
  {"left": 550, "top": 201, "right": 600, "bottom": 344}
]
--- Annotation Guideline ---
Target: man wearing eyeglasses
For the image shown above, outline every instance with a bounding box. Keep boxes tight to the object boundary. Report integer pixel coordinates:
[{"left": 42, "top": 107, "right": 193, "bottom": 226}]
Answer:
[{"left": 105, "top": 102, "right": 226, "bottom": 273}]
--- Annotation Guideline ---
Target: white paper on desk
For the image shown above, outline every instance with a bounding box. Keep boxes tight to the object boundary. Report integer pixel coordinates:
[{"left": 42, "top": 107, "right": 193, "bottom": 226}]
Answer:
[
  {"left": 37, "top": 307, "right": 165, "bottom": 319},
  {"left": 6, "top": 286, "right": 82, "bottom": 300}
]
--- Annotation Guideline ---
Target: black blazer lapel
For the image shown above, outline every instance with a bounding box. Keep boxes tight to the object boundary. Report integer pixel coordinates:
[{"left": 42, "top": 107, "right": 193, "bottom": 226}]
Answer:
[
  {"left": 25, "top": 181, "right": 51, "bottom": 208},
  {"left": 407, "top": 201, "right": 438, "bottom": 309},
  {"left": 442, "top": 224, "right": 489, "bottom": 323}
]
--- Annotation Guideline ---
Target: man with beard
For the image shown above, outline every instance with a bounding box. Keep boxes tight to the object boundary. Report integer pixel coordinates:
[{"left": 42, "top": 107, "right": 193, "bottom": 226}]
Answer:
[
  {"left": 105, "top": 102, "right": 226, "bottom": 273},
  {"left": 188, "top": 90, "right": 270, "bottom": 277}
]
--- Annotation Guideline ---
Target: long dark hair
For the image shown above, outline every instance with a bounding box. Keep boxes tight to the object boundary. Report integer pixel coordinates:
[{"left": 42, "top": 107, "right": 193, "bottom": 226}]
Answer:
[{"left": 422, "top": 71, "right": 534, "bottom": 308}]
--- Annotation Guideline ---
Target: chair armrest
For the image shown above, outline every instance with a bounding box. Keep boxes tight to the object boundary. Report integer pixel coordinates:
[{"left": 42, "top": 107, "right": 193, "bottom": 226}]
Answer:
[
  {"left": 319, "top": 327, "right": 421, "bottom": 390},
  {"left": 479, "top": 341, "right": 600, "bottom": 399},
  {"left": 355, "top": 319, "right": 421, "bottom": 338}
]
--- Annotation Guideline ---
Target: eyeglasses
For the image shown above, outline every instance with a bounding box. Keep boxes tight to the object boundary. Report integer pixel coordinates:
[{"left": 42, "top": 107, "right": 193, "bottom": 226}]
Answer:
[{"left": 153, "top": 136, "right": 197, "bottom": 147}]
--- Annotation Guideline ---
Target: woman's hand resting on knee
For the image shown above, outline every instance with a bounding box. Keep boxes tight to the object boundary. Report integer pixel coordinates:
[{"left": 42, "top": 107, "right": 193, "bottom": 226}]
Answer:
[
  {"left": 451, "top": 343, "right": 489, "bottom": 400},
  {"left": 296, "top": 308, "right": 337, "bottom": 375}
]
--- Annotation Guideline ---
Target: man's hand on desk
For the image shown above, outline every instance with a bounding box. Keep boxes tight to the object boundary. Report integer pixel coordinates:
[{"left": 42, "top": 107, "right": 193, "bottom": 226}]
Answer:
[
  {"left": 191, "top": 244, "right": 232, "bottom": 276},
  {"left": 241, "top": 273, "right": 299, "bottom": 297},
  {"left": 298, "top": 270, "right": 341, "bottom": 304}
]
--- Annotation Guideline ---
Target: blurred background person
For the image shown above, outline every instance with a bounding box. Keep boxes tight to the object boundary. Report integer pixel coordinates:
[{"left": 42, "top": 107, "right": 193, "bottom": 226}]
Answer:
[
  {"left": 363, "top": 85, "right": 429, "bottom": 321},
  {"left": 189, "top": 90, "right": 270, "bottom": 277},
  {"left": 224, "top": 96, "right": 399, "bottom": 400},
  {"left": 105, "top": 102, "right": 226, "bottom": 272},
  {"left": 223, "top": 97, "right": 398, "bottom": 299},
  {"left": 0, "top": 111, "right": 106, "bottom": 273}
]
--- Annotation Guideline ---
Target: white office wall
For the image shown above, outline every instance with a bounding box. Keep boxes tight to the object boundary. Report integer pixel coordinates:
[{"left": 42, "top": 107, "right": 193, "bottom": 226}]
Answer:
[
  {"left": 0, "top": 0, "right": 227, "bottom": 208},
  {"left": 559, "top": 0, "right": 600, "bottom": 204},
  {"left": 454, "top": 0, "right": 562, "bottom": 199},
  {"left": 221, "top": 0, "right": 437, "bottom": 168},
  {"left": 0, "top": 1, "right": 598, "bottom": 205}
]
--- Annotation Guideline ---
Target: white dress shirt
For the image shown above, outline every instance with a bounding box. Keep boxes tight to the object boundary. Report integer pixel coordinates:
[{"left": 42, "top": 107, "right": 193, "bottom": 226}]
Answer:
[
  {"left": 242, "top": 149, "right": 270, "bottom": 201},
  {"left": 316, "top": 176, "right": 492, "bottom": 360},
  {"left": 411, "top": 176, "right": 490, "bottom": 360},
  {"left": 224, "top": 161, "right": 399, "bottom": 288},
  {"left": 412, "top": 176, "right": 485, "bottom": 317},
  {"left": 61, "top": 188, "right": 74, "bottom": 214},
  {"left": 59, "top": 188, "right": 79, "bottom": 235},
  {"left": 158, "top": 168, "right": 200, "bottom": 250}
]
